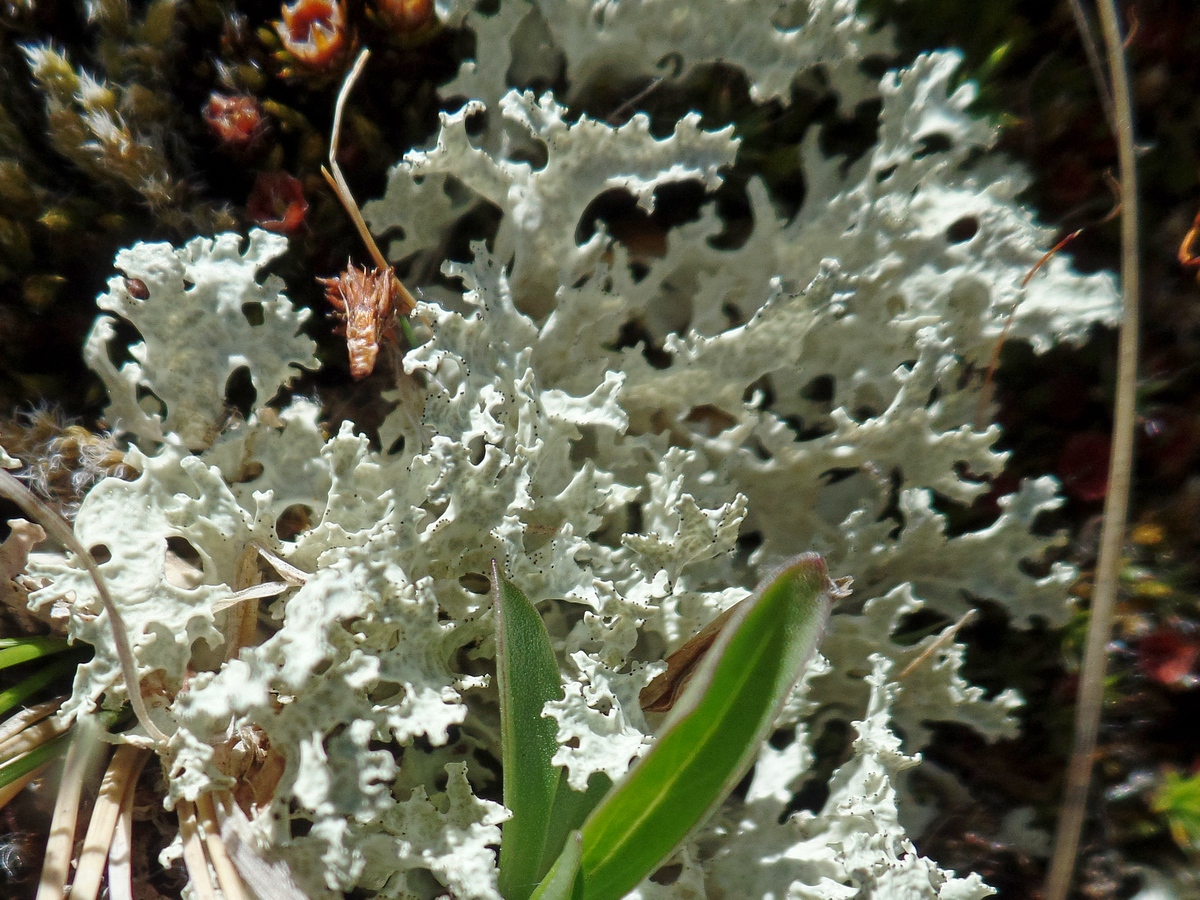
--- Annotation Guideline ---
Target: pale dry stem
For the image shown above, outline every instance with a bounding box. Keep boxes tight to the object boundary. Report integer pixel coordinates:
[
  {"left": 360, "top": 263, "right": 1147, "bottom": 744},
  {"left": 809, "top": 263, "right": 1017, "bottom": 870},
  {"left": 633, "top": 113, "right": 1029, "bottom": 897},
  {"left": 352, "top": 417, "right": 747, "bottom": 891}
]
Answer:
[
  {"left": 70, "top": 744, "right": 150, "bottom": 900},
  {"left": 0, "top": 696, "right": 64, "bottom": 754},
  {"left": 178, "top": 799, "right": 218, "bottom": 900},
  {"left": 106, "top": 767, "right": 136, "bottom": 900},
  {"left": 0, "top": 761, "right": 50, "bottom": 809},
  {"left": 36, "top": 716, "right": 106, "bottom": 900},
  {"left": 1045, "top": 0, "right": 1141, "bottom": 895},
  {"left": 322, "top": 48, "right": 418, "bottom": 314},
  {"left": 896, "top": 609, "right": 977, "bottom": 681},
  {"left": 196, "top": 792, "right": 251, "bottom": 900}
]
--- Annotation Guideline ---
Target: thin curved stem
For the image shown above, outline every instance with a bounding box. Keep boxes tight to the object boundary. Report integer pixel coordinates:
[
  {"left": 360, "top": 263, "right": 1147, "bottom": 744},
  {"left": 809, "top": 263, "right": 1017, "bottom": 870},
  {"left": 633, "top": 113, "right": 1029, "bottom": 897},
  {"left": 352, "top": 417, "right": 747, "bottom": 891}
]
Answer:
[
  {"left": 1045, "top": 0, "right": 1140, "bottom": 895},
  {"left": 0, "top": 471, "right": 167, "bottom": 745}
]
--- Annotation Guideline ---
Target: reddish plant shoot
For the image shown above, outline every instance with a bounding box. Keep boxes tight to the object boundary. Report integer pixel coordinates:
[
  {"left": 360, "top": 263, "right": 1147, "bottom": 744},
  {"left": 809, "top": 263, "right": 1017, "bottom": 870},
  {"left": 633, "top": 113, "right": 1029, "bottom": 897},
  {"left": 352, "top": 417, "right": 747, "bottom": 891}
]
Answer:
[
  {"left": 203, "top": 93, "right": 266, "bottom": 148},
  {"left": 276, "top": 0, "right": 352, "bottom": 72}
]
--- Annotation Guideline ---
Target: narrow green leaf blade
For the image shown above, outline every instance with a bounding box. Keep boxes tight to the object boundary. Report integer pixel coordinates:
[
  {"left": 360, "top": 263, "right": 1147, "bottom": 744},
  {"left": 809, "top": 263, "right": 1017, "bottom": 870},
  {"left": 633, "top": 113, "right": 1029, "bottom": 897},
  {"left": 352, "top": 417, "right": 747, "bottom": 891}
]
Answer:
[
  {"left": 494, "top": 561, "right": 569, "bottom": 900},
  {"left": 577, "top": 554, "right": 838, "bottom": 900},
  {"left": 0, "top": 636, "right": 71, "bottom": 671},
  {"left": 529, "top": 831, "right": 584, "bottom": 900},
  {"left": 0, "top": 727, "right": 72, "bottom": 790},
  {"left": 0, "top": 653, "right": 80, "bottom": 718}
]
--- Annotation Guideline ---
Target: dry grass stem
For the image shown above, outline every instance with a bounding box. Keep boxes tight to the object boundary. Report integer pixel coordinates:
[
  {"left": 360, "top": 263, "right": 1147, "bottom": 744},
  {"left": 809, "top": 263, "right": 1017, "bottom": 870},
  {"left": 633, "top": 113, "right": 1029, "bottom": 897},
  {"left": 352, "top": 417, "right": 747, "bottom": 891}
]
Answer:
[
  {"left": 897, "top": 610, "right": 977, "bottom": 681},
  {"left": 211, "top": 581, "right": 290, "bottom": 614},
  {"left": 1045, "top": 0, "right": 1141, "bottom": 896},
  {"left": 178, "top": 799, "right": 218, "bottom": 900},
  {"left": 196, "top": 792, "right": 251, "bottom": 900},
  {"left": 254, "top": 542, "right": 309, "bottom": 584},
  {"left": 36, "top": 716, "right": 106, "bottom": 900},
  {"left": 0, "top": 701, "right": 67, "bottom": 759},
  {"left": 0, "top": 696, "right": 63, "bottom": 746},
  {"left": 0, "top": 717, "right": 67, "bottom": 761},
  {"left": 217, "top": 793, "right": 309, "bottom": 900},
  {"left": 0, "top": 761, "right": 50, "bottom": 809},
  {"left": 69, "top": 744, "right": 150, "bottom": 900},
  {"left": 324, "top": 53, "right": 389, "bottom": 270},
  {"left": 106, "top": 763, "right": 137, "bottom": 900}
]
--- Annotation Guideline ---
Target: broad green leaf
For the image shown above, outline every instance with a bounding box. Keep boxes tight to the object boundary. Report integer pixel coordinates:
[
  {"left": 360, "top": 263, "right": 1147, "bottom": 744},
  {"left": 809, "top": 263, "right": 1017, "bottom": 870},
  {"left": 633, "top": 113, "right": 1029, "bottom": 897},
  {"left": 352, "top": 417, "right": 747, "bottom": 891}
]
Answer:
[
  {"left": 576, "top": 554, "right": 839, "bottom": 900},
  {"left": 0, "top": 636, "right": 71, "bottom": 671},
  {"left": 528, "top": 831, "right": 583, "bottom": 900},
  {"left": 494, "top": 562, "right": 586, "bottom": 900}
]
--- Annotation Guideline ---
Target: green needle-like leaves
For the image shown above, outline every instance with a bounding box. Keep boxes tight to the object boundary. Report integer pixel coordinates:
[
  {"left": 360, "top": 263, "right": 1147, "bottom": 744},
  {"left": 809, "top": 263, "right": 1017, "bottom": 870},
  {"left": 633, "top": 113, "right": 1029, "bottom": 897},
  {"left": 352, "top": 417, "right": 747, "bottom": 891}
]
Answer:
[{"left": 573, "top": 553, "right": 837, "bottom": 900}]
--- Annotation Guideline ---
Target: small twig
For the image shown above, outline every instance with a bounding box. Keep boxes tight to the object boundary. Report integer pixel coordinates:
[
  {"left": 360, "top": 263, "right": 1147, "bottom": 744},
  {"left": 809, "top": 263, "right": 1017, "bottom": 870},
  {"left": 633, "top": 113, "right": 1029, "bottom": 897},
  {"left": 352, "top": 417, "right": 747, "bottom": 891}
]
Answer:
[
  {"left": 1065, "top": 0, "right": 1117, "bottom": 134},
  {"left": 322, "top": 49, "right": 418, "bottom": 314},
  {"left": 607, "top": 76, "right": 665, "bottom": 124},
  {"left": 897, "top": 610, "right": 977, "bottom": 681},
  {"left": 974, "top": 230, "right": 1083, "bottom": 428},
  {"left": 0, "top": 470, "right": 167, "bottom": 745},
  {"left": 1045, "top": 0, "right": 1141, "bottom": 895}
]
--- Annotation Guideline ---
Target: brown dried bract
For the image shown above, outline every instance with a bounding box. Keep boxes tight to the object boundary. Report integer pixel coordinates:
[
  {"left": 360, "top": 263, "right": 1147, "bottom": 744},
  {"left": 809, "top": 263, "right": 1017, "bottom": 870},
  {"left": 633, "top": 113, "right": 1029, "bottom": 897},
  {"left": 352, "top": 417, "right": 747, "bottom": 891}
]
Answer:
[{"left": 319, "top": 264, "right": 402, "bottom": 378}]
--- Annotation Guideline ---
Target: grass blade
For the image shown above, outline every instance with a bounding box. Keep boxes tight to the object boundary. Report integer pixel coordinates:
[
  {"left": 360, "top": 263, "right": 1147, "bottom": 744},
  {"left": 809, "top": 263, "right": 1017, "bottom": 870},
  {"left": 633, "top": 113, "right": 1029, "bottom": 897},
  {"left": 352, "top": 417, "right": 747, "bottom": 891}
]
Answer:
[
  {"left": 0, "top": 636, "right": 72, "bottom": 671},
  {"left": 576, "top": 554, "right": 838, "bottom": 900},
  {"left": 0, "top": 727, "right": 71, "bottom": 793},
  {"left": 0, "top": 655, "right": 79, "bottom": 719}
]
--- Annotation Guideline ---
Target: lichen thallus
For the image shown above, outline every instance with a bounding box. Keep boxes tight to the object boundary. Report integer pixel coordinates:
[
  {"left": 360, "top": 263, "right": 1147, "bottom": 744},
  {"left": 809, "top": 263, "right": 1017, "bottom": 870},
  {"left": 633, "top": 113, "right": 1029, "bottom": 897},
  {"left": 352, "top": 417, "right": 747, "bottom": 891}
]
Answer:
[{"left": 0, "top": 469, "right": 306, "bottom": 900}]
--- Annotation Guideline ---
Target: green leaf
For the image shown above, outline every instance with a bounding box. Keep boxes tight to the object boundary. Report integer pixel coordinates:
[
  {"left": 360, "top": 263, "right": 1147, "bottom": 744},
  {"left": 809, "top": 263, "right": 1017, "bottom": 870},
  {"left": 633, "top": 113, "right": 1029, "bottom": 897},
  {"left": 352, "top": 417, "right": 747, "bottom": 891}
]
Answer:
[
  {"left": 495, "top": 561, "right": 595, "bottom": 900},
  {"left": 0, "top": 653, "right": 80, "bottom": 718},
  {"left": 575, "top": 553, "right": 838, "bottom": 900},
  {"left": 528, "top": 831, "right": 583, "bottom": 900},
  {"left": 0, "top": 636, "right": 71, "bottom": 671},
  {"left": 538, "top": 772, "right": 611, "bottom": 879},
  {"left": 0, "top": 727, "right": 72, "bottom": 790}
]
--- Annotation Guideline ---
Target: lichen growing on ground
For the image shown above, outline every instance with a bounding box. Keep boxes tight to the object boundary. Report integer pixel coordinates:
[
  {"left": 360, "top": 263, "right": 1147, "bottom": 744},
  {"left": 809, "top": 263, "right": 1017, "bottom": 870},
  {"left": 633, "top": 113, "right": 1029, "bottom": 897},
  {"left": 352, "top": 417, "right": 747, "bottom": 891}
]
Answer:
[{"left": 11, "top": 0, "right": 1121, "bottom": 897}]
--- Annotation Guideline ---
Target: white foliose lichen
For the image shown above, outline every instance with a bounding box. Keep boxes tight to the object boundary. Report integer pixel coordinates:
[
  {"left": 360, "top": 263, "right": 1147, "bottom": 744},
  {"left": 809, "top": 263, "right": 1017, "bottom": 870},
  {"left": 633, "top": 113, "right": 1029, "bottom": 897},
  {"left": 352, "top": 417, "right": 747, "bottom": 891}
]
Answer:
[{"left": 21, "top": 0, "right": 1119, "bottom": 897}]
